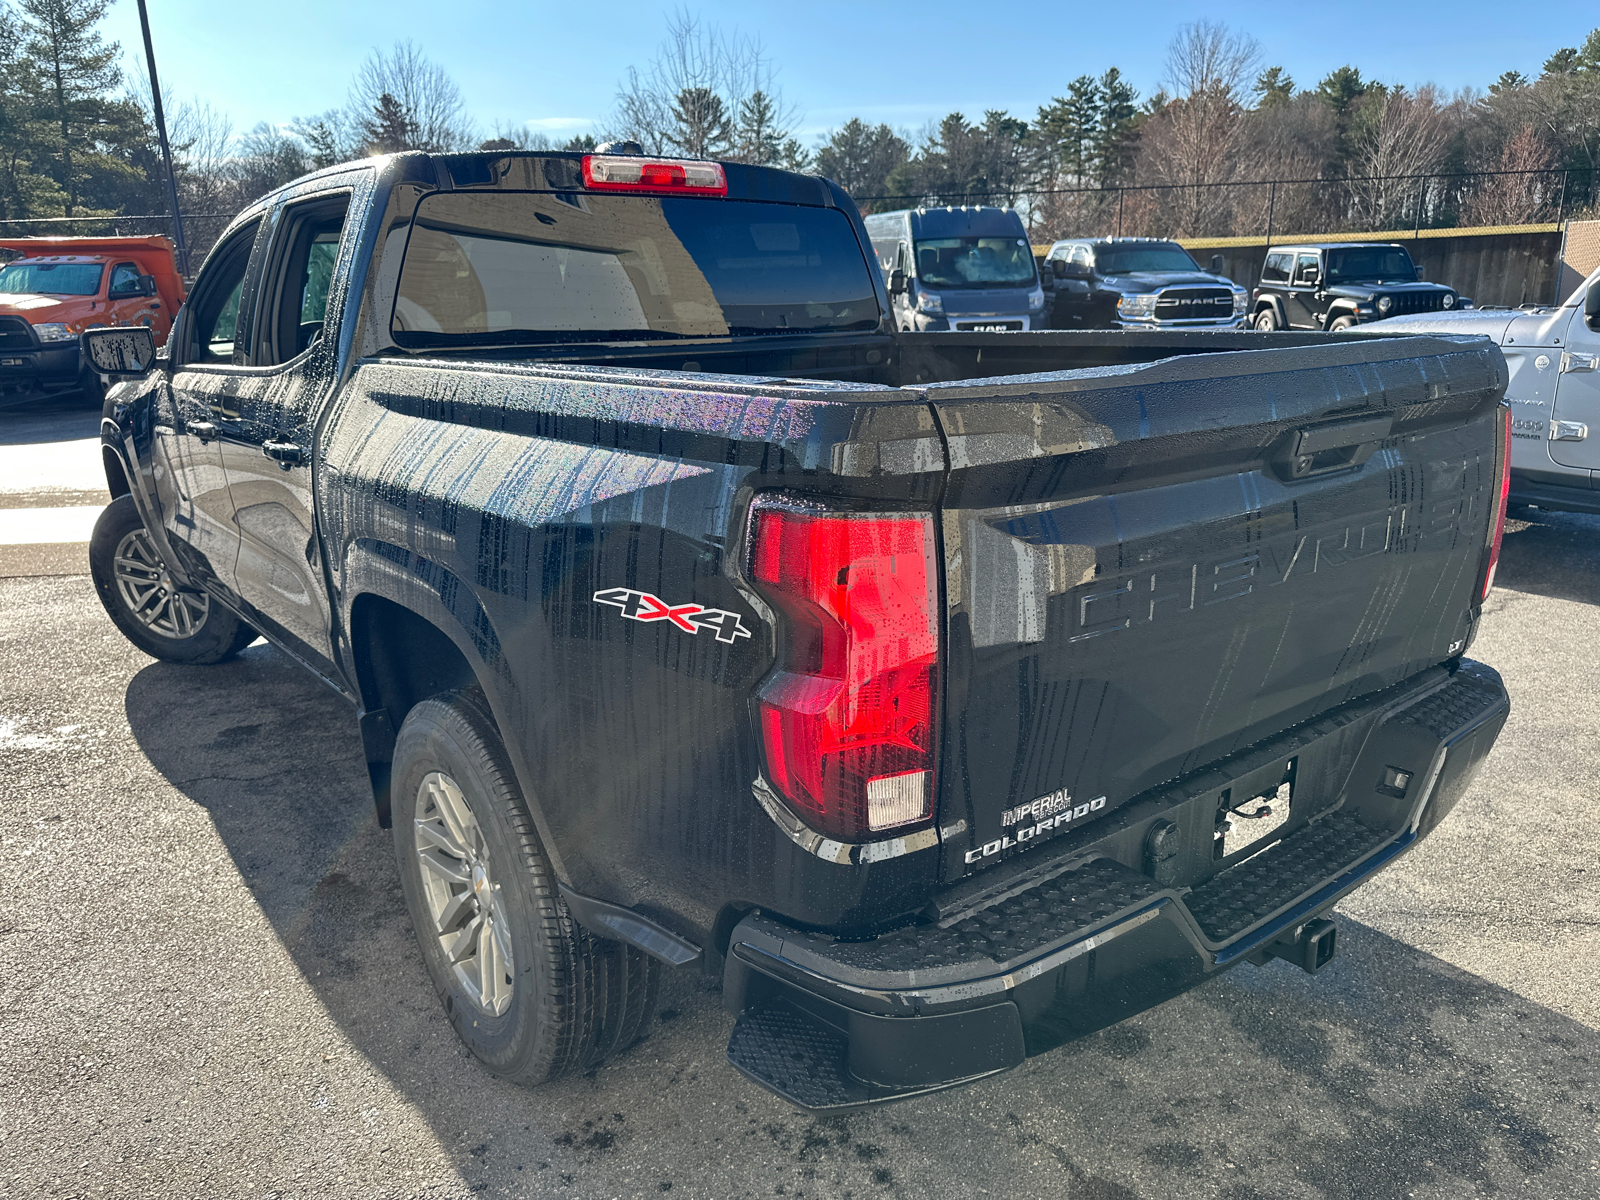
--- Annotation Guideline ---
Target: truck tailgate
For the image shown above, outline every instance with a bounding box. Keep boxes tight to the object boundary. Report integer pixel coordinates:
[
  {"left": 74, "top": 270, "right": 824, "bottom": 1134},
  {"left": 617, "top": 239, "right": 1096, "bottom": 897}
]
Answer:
[{"left": 928, "top": 334, "right": 1506, "bottom": 880}]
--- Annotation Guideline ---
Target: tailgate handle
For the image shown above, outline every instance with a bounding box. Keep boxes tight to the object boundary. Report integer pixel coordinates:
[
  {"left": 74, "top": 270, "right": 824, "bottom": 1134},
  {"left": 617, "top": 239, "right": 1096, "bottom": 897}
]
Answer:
[{"left": 1272, "top": 414, "right": 1393, "bottom": 481}]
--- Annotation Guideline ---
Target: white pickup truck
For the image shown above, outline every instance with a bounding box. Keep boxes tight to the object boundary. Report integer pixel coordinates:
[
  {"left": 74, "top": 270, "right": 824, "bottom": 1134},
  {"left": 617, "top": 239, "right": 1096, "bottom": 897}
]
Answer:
[{"left": 1380, "top": 265, "right": 1600, "bottom": 515}]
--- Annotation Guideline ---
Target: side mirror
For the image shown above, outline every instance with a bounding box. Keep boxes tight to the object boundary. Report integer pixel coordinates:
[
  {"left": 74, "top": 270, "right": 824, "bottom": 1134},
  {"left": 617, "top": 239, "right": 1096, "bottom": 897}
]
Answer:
[
  {"left": 1209, "top": 254, "right": 1225, "bottom": 274},
  {"left": 82, "top": 325, "right": 158, "bottom": 378},
  {"left": 888, "top": 268, "right": 907, "bottom": 296},
  {"left": 1051, "top": 259, "right": 1068, "bottom": 279},
  {"left": 140, "top": 275, "right": 158, "bottom": 296},
  {"left": 1302, "top": 267, "right": 1320, "bottom": 285}
]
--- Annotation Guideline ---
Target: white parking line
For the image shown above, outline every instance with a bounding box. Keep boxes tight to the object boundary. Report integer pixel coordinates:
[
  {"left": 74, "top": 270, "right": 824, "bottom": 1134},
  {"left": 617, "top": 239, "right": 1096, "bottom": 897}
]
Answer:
[{"left": 0, "top": 504, "right": 105, "bottom": 545}]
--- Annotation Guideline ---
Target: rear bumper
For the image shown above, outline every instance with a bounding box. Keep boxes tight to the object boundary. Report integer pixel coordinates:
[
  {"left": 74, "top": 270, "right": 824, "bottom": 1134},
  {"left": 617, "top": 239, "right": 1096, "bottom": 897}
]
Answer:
[{"left": 723, "top": 661, "right": 1508, "bottom": 1110}]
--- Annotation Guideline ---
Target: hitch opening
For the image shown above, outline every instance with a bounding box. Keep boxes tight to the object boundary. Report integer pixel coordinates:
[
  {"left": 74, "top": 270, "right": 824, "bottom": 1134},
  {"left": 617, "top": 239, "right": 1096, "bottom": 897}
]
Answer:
[{"left": 1249, "top": 917, "right": 1338, "bottom": 975}]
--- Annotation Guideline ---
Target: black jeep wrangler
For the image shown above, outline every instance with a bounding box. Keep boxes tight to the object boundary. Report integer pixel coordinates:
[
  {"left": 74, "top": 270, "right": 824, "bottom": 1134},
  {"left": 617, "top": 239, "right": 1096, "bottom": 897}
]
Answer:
[{"left": 1250, "top": 243, "right": 1464, "bottom": 331}]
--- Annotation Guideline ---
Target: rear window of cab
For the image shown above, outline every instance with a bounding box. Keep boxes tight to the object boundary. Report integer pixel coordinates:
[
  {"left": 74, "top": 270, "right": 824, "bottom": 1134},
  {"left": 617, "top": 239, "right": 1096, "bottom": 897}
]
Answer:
[{"left": 391, "top": 191, "right": 882, "bottom": 346}]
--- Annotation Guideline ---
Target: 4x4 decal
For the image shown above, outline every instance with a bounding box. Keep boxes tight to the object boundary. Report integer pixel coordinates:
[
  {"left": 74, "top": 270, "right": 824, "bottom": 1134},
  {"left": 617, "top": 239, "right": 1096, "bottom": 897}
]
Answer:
[{"left": 593, "top": 587, "right": 752, "bottom": 644}]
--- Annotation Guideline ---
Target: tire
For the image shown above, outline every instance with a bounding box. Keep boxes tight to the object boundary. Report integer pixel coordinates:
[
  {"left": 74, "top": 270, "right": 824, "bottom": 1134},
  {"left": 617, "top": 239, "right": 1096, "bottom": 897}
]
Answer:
[
  {"left": 1328, "top": 315, "right": 1359, "bottom": 332},
  {"left": 88, "top": 494, "right": 257, "bottom": 664},
  {"left": 391, "top": 688, "right": 659, "bottom": 1087},
  {"left": 77, "top": 364, "right": 105, "bottom": 406},
  {"left": 1253, "top": 308, "right": 1280, "bottom": 332}
]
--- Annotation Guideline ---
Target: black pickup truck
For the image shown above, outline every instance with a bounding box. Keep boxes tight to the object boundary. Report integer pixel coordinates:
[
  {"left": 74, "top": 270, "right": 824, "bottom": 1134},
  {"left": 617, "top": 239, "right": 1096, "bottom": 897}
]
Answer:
[{"left": 85, "top": 149, "right": 1512, "bottom": 1111}]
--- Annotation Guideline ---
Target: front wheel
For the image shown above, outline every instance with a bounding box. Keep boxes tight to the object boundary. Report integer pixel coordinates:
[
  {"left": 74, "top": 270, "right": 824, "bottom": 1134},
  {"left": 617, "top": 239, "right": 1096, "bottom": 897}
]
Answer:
[
  {"left": 88, "top": 494, "right": 256, "bottom": 664},
  {"left": 392, "top": 688, "right": 659, "bottom": 1087},
  {"left": 1328, "top": 315, "right": 1359, "bottom": 332}
]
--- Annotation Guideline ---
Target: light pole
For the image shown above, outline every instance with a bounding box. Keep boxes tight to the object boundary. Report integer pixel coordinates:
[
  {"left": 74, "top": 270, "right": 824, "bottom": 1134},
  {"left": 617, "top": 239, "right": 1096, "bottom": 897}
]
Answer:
[{"left": 135, "top": 0, "right": 189, "bottom": 277}]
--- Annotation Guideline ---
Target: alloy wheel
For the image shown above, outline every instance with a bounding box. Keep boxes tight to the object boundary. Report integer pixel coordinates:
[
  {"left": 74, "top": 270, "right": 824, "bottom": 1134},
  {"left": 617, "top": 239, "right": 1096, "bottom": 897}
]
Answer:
[
  {"left": 112, "top": 527, "right": 209, "bottom": 639},
  {"left": 413, "top": 770, "right": 516, "bottom": 1016}
]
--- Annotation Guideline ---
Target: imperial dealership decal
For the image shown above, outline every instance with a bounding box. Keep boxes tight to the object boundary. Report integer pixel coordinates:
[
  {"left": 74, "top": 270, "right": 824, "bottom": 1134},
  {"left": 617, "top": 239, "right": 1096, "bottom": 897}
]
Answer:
[{"left": 965, "top": 791, "right": 1107, "bottom": 863}]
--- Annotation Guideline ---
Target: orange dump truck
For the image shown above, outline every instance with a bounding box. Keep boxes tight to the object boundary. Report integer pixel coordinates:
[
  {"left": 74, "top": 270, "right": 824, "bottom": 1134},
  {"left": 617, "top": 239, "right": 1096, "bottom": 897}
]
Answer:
[{"left": 0, "top": 235, "right": 185, "bottom": 408}]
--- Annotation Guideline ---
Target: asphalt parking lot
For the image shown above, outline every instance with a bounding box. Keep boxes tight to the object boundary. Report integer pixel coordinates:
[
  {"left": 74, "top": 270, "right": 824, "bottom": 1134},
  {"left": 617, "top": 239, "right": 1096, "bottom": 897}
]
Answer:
[{"left": 2, "top": 398, "right": 1598, "bottom": 1199}]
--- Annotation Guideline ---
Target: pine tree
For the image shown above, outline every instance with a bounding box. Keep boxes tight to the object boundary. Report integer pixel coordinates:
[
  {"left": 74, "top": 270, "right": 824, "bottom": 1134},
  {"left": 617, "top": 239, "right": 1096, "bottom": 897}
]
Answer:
[
  {"left": 814, "top": 119, "right": 908, "bottom": 208},
  {"left": 19, "top": 0, "right": 122, "bottom": 216},
  {"left": 1253, "top": 67, "right": 1295, "bottom": 108},
  {"left": 1094, "top": 67, "right": 1139, "bottom": 187},
  {"left": 733, "top": 89, "right": 784, "bottom": 165},
  {"left": 361, "top": 92, "right": 413, "bottom": 155},
  {"left": 668, "top": 86, "right": 731, "bottom": 158}
]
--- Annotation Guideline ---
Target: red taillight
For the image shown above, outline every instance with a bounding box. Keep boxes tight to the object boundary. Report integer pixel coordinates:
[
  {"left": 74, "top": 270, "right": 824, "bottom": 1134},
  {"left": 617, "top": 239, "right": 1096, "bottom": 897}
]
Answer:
[
  {"left": 582, "top": 154, "right": 728, "bottom": 195},
  {"left": 1481, "top": 404, "right": 1512, "bottom": 601},
  {"left": 750, "top": 501, "right": 939, "bottom": 841}
]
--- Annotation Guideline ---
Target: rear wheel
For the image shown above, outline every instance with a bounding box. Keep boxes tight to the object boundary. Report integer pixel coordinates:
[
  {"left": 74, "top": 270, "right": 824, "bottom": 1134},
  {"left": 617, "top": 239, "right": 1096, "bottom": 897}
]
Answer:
[
  {"left": 88, "top": 494, "right": 256, "bottom": 664},
  {"left": 392, "top": 688, "right": 659, "bottom": 1086},
  {"left": 1253, "top": 308, "right": 1280, "bottom": 332}
]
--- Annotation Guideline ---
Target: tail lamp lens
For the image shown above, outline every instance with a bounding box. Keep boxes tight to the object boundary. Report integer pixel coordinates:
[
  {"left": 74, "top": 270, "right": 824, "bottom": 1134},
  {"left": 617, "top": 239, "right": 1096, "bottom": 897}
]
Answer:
[
  {"left": 582, "top": 154, "right": 728, "bottom": 195},
  {"left": 750, "top": 503, "right": 938, "bottom": 841},
  {"left": 1481, "top": 404, "right": 1512, "bottom": 601}
]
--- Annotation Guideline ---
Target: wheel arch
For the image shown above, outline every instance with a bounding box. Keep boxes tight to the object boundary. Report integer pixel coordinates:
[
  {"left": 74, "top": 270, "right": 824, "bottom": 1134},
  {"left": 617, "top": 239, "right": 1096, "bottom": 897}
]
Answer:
[
  {"left": 1254, "top": 295, "right": 1287, "bottom": 326},
  {"left": 1324, "top": 301, "right": 1362, "bottom": 327},
  {"left": 102, "top": 445, "right": 131, "bottom": 499},
  {"left": 337, "top": 540, "right": 557, "bottom": 867}
]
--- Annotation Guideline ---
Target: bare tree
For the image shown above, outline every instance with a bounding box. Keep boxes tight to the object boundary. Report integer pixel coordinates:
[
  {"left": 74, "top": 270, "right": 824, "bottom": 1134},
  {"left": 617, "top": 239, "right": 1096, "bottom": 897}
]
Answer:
[
  {"left": 348, "top": 40, "right": 475, "bottom": 154},
  {"left": 1137, "top": 21, "right": 1261, "bottom": 235},
  {"left": 1462, "top": 124, "right": 1560, "bottom": 225},
  {"left": 1347, "top": 85, "right": 1453, "bottom": 228},
  {"left": 613, "top": 9, "right": 798, "bottom": 161}
]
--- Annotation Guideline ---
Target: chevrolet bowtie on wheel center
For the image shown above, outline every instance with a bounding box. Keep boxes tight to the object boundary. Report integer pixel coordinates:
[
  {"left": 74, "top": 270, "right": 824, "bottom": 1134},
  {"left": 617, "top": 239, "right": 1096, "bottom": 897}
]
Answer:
[{"left": 86, "top": 147, "right": 1511, "bottom": 1110}]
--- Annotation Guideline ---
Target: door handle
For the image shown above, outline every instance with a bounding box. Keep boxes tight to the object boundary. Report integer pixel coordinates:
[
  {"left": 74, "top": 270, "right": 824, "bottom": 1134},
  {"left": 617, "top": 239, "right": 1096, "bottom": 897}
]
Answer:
[
  {"left": 1550, "top": 420, "right": 1588, "bottom": 442},
  {"left": 188, "top": 420, "right": 216, "bottom": 441},
  {"left": 263, "top": 440, "right": 305, "bottom": 469},
  {"left": 1562, "top": 352, "right": 1599, "bottom": 373}
]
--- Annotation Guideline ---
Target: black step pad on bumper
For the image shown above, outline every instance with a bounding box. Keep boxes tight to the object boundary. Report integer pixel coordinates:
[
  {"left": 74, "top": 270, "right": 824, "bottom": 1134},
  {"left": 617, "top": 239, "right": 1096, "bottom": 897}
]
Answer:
[
  {"left": 815, "top": 856, "right": 1162, "bottom": 983},
  {"left": 1185, "top": 811, "right": 1390, "bottom": 943}
]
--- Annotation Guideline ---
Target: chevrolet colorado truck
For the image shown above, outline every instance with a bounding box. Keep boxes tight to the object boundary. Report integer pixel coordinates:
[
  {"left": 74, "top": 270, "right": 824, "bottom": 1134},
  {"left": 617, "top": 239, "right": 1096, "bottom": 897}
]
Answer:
[
  {"left": 85, "top": 149, "right": 1512, "bottom": 1111},
  {"left": 1376, "top": 264, "right": 1600, "bottom": 515},
  {"left": 0, "top": 236, "right": 184, "bottom": 409}
]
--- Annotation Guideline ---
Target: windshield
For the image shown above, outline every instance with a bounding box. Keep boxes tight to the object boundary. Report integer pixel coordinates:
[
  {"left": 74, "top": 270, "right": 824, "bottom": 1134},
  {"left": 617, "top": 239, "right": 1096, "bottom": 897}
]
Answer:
[
  {"left": 1093, "top": 244, "right": 1200, "bottom": 275},
  {"left": 1325, "top": 247, "right": 1416, "bottom": 283},
  {"left": 0, "top": 261, "right": 103, "bottom": 296},
  {"left": 913, "top": 237, "right": 1036, "bottom": 289},
  {"left": 392, "top": 192, "right": 882, "bottom": 345}
]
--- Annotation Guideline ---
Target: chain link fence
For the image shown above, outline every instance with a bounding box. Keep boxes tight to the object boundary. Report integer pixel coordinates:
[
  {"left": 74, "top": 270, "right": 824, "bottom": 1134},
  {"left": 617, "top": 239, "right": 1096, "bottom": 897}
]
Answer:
[{"left": 855, "top": 167, "right": 1600, "bottom": 244}]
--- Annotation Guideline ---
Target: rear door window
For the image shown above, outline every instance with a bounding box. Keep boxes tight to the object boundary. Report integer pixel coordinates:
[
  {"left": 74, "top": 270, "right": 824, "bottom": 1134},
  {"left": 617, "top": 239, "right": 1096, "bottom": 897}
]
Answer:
[
  {"left": 392, "top": 191, "right": 881, "bottom": 346},
  {"left": 1262, "top": 253, "right": 1292, "bottom": 283}
]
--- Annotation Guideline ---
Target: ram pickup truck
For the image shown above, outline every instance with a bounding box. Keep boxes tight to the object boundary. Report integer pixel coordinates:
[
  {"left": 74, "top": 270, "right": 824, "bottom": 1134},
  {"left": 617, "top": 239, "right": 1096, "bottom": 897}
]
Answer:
[
  {"left": 0, "top": 236, "right": 184, "bottom": 409},
  {"left": 1376, "top": 264, "right": 1600, "bottom": 515},
  {"left": 1041, "top": 237, "right": 1248, "bottom": 330},
  {"left": 85, "top": 149, "right": 1512, "bottom": 1111}
]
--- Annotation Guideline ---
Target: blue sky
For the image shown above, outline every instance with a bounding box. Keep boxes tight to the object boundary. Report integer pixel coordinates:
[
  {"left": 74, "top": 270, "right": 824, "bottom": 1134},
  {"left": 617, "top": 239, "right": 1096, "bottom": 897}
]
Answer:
[{"left": 104, "top": 1, "right": 1599, "bottom": 146}]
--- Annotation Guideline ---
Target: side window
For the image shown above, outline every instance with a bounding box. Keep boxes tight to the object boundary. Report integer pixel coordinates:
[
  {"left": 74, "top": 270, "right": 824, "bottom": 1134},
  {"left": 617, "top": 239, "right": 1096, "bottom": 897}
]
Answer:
[
  {"left": 109, "top": 262, "right": 141, "bottom": 294},
  {"left": 184, "top": 221, "right": 261, "bottom": 365},
  {"left": 1071, "top": 245, "right": 1093, "bottom": 271},
  {"left": 256, "top": 193, "right": 350, "bottom": 366},
  {"left": 1262, "top": 253, "right": 1291, "bottom": 283},
  {"left": 1294, "top": 254, "right": 1320, "bottom": 286}
]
